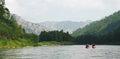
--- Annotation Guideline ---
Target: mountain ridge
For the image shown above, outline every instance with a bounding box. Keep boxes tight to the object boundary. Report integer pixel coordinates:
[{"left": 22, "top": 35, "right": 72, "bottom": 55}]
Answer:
[{"left": 38, "top": 20, "right": 92, "bottom": 34}]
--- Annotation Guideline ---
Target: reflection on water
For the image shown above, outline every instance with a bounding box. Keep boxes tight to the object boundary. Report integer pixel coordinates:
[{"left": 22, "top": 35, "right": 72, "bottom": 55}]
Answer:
[{"left": 0, "top": 45, "right": 120, "bottom": 59}]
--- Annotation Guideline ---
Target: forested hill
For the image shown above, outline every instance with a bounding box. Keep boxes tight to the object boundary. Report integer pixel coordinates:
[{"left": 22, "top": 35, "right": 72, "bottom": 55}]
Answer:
[
  {"left": 0, "top": 1, "right": 37, "bottom": 48},
  {"left": 72, "top": 10, "right": 120, "bottom": 37},
  {"left": 74, "top": 25, "right": 120, "bottom": 44}
]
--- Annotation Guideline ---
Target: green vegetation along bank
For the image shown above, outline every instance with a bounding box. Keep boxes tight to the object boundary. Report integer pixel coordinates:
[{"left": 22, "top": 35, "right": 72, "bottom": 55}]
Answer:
[{"left": 0, "top": 0, "right": 38, "bottom": 48}]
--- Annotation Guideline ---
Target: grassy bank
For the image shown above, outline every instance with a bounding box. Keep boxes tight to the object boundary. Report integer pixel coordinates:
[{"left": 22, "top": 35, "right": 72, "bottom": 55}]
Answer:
[
  {"left": 0, "top": 40, "right": 74, "bottom": 49},
  {"left": 0, "top": 39, "right": 35, "bottom": 49},
  {"left": 37, "top": 41, "right": 74, "bottom": 46}
]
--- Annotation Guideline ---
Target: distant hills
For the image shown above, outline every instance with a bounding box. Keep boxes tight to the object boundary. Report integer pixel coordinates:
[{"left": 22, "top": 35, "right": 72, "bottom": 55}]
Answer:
[
  {"left": 13, "top": 14, "right": 91, "bottom": 35},
  {"left": 38, "top": 21, "right": 91, "bottom": 34},
  {"left": 72, "top": 10, "right": 120, "bottom": 37}
]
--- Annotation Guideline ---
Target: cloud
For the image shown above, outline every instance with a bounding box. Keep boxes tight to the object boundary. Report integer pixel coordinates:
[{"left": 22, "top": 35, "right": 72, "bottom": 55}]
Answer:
[
  {"left": 46, "top": 0, "right": 105, "bottom": 9},
  {"left": 5, "top": 0, "right": 21, "bottom": 14},
  {"left": 116, "top": 0, "right": 120, "bottom": 9},
  {"left": 6, "top": 0, "right": 49, "bottom": 22},
  {"left": 5, "top": 0, "right": 120, "bottom": 23},
  {"left": 6, "top": 0, "right": 48, "bottom": 14}
]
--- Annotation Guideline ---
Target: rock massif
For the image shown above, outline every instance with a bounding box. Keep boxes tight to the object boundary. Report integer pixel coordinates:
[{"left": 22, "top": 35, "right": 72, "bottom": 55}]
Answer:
[{"left": 13, "top": 14, "right": 48, "bottom": 35}]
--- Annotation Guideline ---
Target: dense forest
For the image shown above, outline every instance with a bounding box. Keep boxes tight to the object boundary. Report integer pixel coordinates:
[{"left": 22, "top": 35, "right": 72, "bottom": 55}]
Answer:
[
  {"left": 72, "top": 10, "right": 120, "bottom": 44},
  {"left": 0, "top": 0, "right": 38, "bottom": 48},
  {"left": 74, "top": 26, "right": 120, "bottom": 44},
  {"left": 39, "top": 30, "right": 73, "bottom": 42}
]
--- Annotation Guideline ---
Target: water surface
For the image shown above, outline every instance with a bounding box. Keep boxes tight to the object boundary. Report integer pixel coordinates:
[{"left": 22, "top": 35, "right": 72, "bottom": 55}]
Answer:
[{"left": 0, "top": 45, "right": 120, "bottom": 59}]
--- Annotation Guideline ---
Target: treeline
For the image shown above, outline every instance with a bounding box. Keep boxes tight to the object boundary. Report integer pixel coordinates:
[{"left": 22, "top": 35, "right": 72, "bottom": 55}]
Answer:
[
  {"left": 39, "top": 30, "right": 73, "bottom": 42},
  {"left": 74, "top": 26, "right": 120, "bottom": 45}
]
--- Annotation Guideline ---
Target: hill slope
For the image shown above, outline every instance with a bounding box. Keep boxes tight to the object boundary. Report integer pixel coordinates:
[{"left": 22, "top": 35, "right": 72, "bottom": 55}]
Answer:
[
  {"left": 72, "top": 10, "right": 120, "bottom": 37},
  {"left": 0, "top": 2, "right": 37, "bottom": 48}
]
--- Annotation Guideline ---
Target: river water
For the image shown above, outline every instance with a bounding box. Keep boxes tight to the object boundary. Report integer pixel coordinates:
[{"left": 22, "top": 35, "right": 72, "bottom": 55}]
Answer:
[{"left": 0, "top": 45, "right": 120, "bottom": 59}]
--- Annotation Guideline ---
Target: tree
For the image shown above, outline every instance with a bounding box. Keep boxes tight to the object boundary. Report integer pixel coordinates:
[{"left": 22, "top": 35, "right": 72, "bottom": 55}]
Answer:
[
  {"left": 0, "top": 0, "right": 5, "bottom": 5},
  {"left": 0, "top": 0, "right": 10, "bottom": 20}
]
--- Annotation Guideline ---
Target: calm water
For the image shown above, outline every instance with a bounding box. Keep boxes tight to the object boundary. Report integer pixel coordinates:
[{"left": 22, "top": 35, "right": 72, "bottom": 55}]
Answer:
[{"left": 0, "top": 45, "right": 120, "bottom": 59}]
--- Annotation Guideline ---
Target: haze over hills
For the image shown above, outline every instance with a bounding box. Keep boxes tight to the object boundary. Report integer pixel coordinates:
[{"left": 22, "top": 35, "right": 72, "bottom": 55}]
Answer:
[
  {"left": 38, "top": 21, "right": 92, "bottom": 34},
  {"left": 13, "top": 14, "right": 48, "bottom": 35}
]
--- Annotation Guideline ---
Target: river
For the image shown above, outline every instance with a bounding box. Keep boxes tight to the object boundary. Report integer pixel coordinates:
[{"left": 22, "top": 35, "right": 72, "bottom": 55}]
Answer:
[{"left": 0, "top": 45, "right": 120, "bottom": 59}]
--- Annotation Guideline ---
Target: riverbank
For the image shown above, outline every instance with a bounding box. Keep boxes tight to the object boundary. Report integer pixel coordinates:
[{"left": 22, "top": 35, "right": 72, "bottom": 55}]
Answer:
[
  {"left": 0, "top": 39, "right": 34, "bottom": 49},
  {"left": 0, "top": 41, "right": 74, "bottom": 49},
  {"left": 1, "top": 40, "right": 119, "bottom": 49},
  {"left": 37, "top": 41, "right": 74, "bottom": 46}
]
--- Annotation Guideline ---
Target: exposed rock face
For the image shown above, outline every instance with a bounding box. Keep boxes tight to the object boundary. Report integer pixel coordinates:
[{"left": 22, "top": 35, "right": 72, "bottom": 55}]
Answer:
[{"left": 13, "top": 14, "right": 48, "bottom": 35}]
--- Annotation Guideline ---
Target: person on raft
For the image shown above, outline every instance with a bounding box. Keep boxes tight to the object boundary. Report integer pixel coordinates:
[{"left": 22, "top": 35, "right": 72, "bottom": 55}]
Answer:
[
  {"left": 92, "top": 44, "right": 96, "bottom": 48},
  {"left": 86, "top": 44, "right": 90, "bottom": 48}
]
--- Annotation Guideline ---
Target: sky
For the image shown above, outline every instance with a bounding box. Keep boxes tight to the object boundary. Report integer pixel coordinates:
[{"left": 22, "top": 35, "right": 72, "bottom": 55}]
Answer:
[{"left": 5, "top": 0, "right": 120, "bottom": 23}]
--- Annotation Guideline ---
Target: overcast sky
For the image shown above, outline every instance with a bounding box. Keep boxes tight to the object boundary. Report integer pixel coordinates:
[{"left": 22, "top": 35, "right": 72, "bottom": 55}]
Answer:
[{"left": 5, "top": 0, "right": 120, "bottom": 23}]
